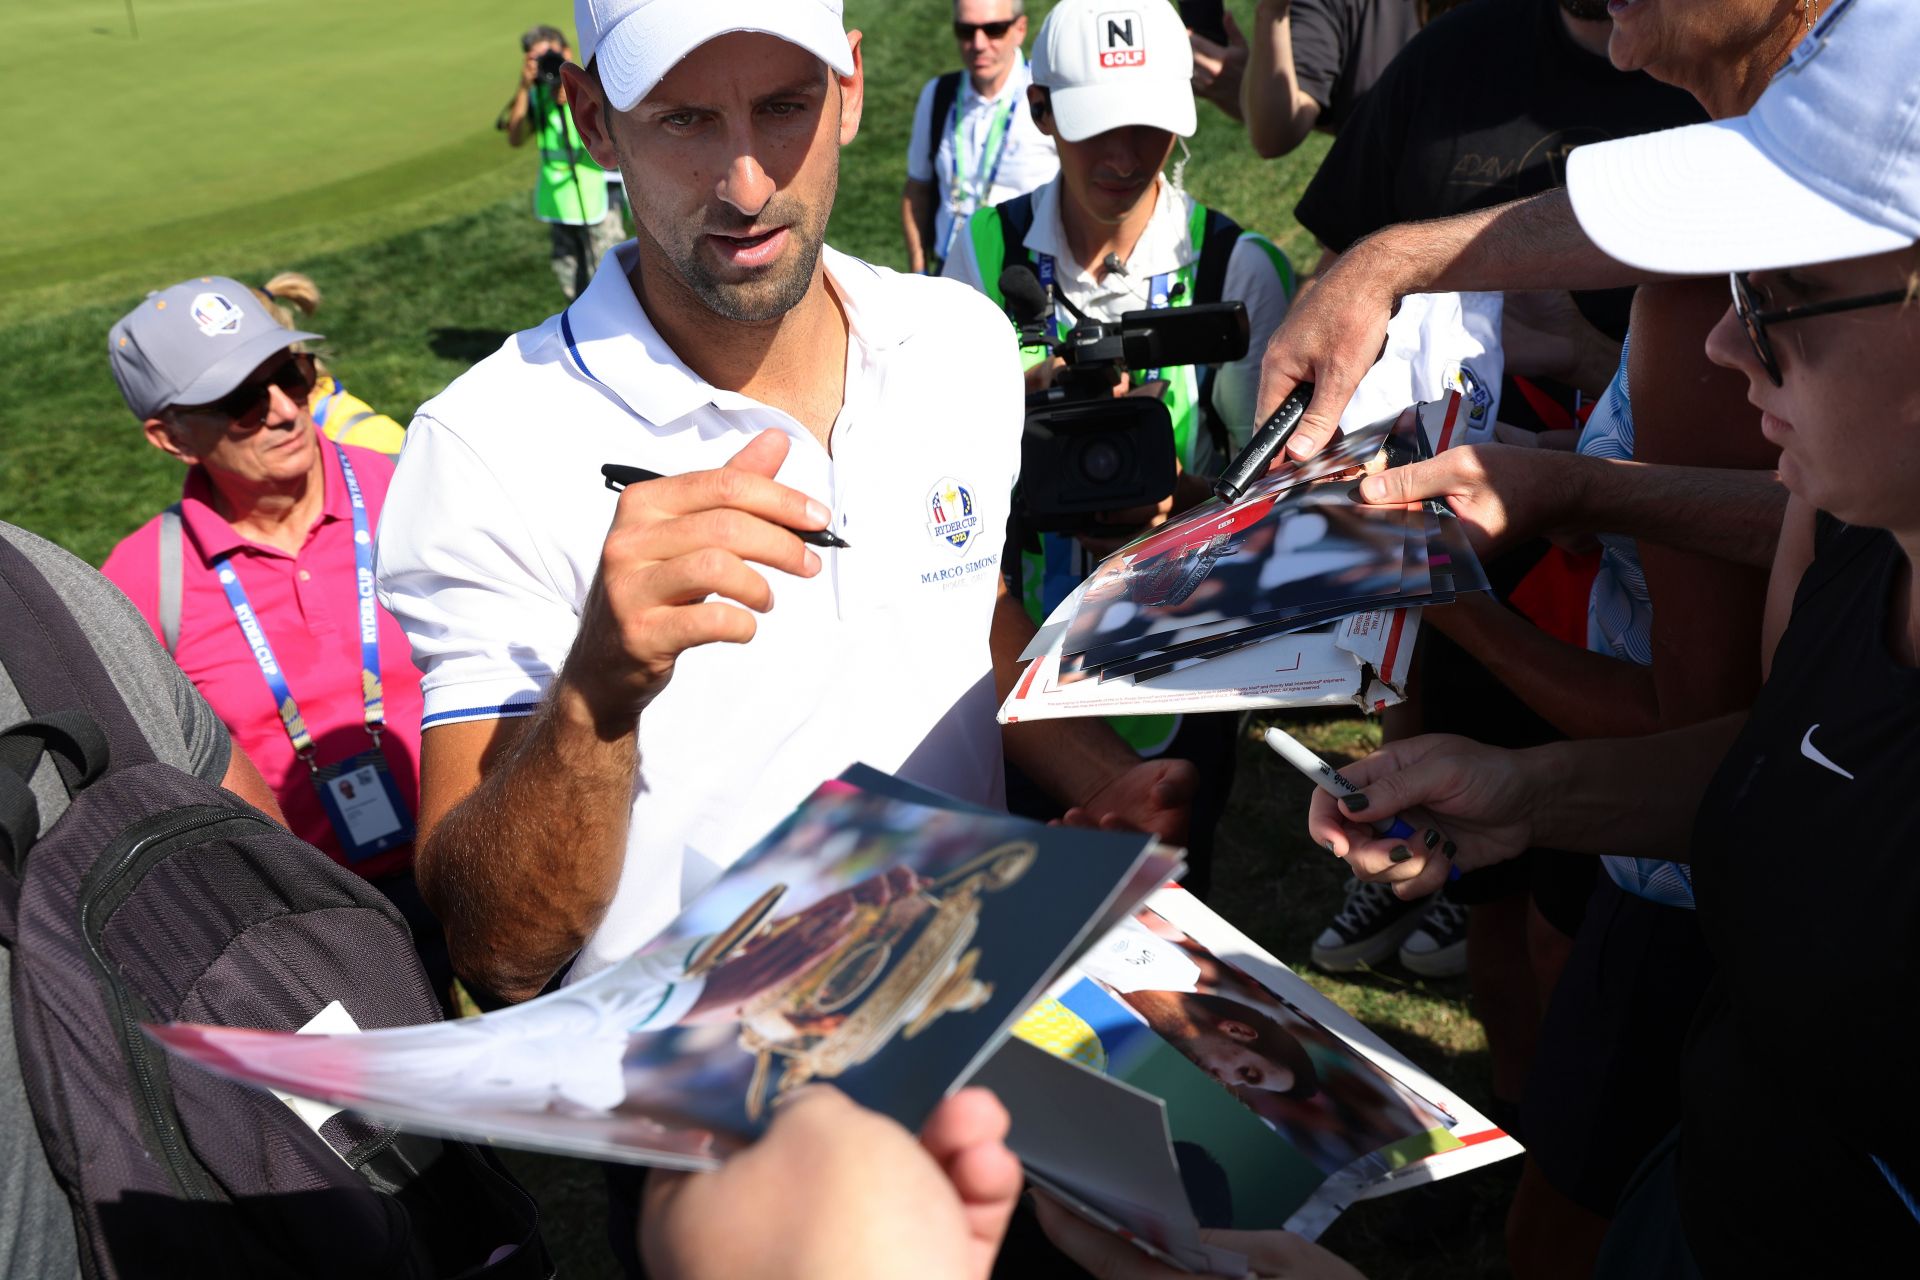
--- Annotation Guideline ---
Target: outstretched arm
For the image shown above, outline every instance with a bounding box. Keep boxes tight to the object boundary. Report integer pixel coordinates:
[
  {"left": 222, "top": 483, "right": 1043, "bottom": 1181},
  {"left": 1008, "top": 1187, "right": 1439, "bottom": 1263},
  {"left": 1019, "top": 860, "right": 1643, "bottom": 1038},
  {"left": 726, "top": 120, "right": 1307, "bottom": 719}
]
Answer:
[
  {"left": 1304, "top": 717, "right": 1747, "bottom": 899},
  {"left": 1241, "top": 1, "right": 1324, "bottom": 158},
  {"left": 1255, "top": 189, "right": 1661, "bottom": 460}
]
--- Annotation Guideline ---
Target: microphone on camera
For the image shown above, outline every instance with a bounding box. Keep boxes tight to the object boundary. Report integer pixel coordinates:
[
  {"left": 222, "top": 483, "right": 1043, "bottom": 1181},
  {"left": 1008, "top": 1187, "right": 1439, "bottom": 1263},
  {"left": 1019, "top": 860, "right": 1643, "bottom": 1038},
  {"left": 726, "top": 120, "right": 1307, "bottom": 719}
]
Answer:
[{"left": 998, "top": 265, "right": 1051, "bottom": 324}]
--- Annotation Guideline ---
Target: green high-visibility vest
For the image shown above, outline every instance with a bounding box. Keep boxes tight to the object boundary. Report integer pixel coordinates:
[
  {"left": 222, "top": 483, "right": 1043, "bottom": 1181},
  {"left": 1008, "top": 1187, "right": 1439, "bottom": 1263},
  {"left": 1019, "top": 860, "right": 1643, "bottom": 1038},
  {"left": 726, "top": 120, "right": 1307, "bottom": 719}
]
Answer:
[
  {"left": 971, "top": 192, "right": 1293, "bottom": 755},
  {"left": 531, "top": 86, "right": 608, "bottom": 226}
]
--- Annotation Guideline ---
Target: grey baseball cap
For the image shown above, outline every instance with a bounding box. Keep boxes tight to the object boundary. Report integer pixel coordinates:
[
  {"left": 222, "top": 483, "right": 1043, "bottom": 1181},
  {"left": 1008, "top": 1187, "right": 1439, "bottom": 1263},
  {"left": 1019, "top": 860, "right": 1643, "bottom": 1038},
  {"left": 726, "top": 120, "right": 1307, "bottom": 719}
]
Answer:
[{"left": 108, "top": 276, "right": 323, "bottom": 420}]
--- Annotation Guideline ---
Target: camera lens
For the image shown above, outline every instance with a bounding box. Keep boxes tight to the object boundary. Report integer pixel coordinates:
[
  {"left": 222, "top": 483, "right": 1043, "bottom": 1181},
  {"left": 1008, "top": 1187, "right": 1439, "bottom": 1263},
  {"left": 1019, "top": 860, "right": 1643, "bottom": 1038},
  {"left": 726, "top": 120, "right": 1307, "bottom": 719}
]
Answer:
[{"left": 1080, "top": 439, "right": 1122, "bottom": 484}]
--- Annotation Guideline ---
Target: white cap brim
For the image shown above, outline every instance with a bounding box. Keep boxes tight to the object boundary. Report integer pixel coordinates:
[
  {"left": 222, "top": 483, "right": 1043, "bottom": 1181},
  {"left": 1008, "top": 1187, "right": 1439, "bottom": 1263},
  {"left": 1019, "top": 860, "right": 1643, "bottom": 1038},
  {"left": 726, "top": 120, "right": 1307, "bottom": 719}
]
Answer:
[
  {"left": 594, "top": 0, "right": 854, "bottom": 112},
  {"left": 1567, "top": 117, "right": 1916, "bottom": 275},
  {"left": 1046, "top": 81, "right": 1195, "bottom": 144}
]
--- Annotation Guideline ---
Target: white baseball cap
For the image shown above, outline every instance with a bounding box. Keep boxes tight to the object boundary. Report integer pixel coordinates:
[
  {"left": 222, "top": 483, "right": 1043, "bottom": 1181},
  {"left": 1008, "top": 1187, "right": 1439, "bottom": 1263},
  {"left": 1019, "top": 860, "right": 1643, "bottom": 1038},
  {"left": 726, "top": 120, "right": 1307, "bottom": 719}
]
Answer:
[
  {"left": 1030, "top": 0, "right": 1196, "bottom": 143},
  {"left": 1567, "top": 0, "right": 1920, "bottom": 274},
  {"left": 575, "top": 0, "right": 855, "bottom": 112}
]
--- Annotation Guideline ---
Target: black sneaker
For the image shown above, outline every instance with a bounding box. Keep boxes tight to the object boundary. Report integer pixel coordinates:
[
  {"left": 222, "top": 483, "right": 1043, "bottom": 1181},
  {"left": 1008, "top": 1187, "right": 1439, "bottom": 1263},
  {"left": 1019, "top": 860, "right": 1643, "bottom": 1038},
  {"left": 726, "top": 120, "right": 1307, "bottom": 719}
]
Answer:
[
  {"left": 1398, "top": 888, "right": 1469, "bottom": 978},
  {"left": 1310, "top": 879, "right": 1434, "bottom": 972}
]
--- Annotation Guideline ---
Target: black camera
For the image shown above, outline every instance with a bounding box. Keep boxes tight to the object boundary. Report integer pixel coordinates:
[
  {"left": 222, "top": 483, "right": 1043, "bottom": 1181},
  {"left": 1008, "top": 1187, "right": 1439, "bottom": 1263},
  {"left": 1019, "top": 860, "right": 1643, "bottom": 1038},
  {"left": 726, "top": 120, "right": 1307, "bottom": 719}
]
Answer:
[
  {"left": 535, "top": 48, "right": 566, "bottom": 89},
  {"left": 998, "top": 265, "right": 1249, "bottom": 533}
]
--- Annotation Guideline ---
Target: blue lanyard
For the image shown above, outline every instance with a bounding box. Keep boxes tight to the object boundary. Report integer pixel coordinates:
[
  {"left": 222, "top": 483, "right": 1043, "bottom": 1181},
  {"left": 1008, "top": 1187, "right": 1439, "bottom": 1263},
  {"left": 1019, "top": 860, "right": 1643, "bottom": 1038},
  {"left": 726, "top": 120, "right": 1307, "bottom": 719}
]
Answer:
[
  {"left": 1033, "top": 253, "right": 1175, "bottom": 380},
  {"left": 212, "top": 443, "right": 384, "bottom": 761},
  {"left": 938, "top": 93, "right": 1016, "bottom": 261}
]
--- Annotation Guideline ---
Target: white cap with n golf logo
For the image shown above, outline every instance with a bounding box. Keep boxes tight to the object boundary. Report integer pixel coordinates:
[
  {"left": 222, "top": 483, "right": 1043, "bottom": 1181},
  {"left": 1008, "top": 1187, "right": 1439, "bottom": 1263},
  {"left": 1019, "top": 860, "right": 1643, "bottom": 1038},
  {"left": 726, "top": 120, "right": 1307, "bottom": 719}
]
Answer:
[
  {"left": 1029, "top": 0, "right": 1197, "bottom": 143},
  {"left": 107, "top": 276, "right": 320, "bottom": 421}
]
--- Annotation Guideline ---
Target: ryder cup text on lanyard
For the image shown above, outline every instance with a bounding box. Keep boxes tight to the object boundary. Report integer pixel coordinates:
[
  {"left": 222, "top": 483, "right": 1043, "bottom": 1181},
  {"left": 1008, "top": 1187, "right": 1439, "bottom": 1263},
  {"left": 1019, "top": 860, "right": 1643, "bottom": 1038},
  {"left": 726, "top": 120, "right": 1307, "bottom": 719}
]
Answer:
[{"left": 212, "top": 443, "right": 387, "bottom": 763}]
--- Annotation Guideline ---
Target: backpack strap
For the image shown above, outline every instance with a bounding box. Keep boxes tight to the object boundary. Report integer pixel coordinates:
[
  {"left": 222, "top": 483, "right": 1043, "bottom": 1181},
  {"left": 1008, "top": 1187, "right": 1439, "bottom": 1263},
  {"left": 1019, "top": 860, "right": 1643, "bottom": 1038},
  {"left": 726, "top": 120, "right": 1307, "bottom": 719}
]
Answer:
[
  {"left": 997, "top": 191, "right": 1038, "bottom": 272},
  {"left": 1193, "top": 206, "right": 1243, "bottom": 310},
  {"left": 0, "top": 534, "right": 157, "bottom": 773},
  {"left": 0, "top": 712, "right": 111, "bottom": 890},
  {"left": 928, "top": 71, "right": 964, "bottom": 183},
  {"left": 1191, "top": 206, "right": 1244, "bottom": 464},
  {"left": 157, "top": 502, "right": 184, "bottom": 655}
]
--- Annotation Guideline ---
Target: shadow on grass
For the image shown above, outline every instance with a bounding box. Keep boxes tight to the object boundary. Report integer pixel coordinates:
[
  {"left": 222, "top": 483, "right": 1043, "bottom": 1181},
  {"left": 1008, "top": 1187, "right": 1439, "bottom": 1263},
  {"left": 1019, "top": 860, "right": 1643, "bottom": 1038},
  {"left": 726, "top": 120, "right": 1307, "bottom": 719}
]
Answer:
[{"left": 428, "top": 327, "right": 514, "bottom": 365}]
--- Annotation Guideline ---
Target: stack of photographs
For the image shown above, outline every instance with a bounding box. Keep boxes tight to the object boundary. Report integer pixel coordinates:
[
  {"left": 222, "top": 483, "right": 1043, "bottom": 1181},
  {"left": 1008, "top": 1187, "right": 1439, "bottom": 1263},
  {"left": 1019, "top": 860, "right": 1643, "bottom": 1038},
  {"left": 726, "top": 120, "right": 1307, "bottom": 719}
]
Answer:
[
  {"left": 1001, "top": 394, "right": 1490, "bottom": 724},
  {"left": 149, "top": 766, "right": 1180, "bottom": 1170}
]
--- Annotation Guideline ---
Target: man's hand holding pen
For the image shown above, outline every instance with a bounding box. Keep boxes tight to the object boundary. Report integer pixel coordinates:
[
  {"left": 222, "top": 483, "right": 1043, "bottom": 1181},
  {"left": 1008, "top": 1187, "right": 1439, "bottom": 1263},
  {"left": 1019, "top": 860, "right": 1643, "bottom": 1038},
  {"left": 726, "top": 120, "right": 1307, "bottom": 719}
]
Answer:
[{"left": 561, "top": 432, "right": 833, "bottom": 728}]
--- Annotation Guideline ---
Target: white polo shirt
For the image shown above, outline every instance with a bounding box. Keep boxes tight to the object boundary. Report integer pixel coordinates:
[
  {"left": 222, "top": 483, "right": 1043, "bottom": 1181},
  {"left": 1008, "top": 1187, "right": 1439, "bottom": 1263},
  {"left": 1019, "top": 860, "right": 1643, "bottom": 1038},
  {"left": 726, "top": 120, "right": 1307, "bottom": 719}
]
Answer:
[
  {"left": 943, "top": 176, "right": 1295, "bottom": 459},
  {"left": 376, "top": 242, "right": 1024, "bottom": 979},
  {"left": 907, "top": 55, "right": 1059, "bottom": 263}
]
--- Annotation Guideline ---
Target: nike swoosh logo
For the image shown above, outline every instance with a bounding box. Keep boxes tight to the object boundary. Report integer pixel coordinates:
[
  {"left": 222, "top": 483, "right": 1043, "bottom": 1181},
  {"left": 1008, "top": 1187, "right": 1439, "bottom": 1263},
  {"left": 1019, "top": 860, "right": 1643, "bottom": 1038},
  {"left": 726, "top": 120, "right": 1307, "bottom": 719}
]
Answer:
[{"left": 1800, "top": 725, "right": 1855, "bottom": 780}]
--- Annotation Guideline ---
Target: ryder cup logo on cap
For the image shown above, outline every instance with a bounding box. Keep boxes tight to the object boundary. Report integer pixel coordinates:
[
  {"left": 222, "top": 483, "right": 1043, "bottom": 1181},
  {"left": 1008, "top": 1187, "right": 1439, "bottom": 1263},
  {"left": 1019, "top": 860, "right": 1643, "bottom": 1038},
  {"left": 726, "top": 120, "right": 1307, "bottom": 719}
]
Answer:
[
  {"left": 576, "top": 0, "right": 854, "bottom": 112},
  {"left": 190, "top": 291, "right": 244, "bottom": 337},
  {"left": 107, "top": 275, "right": 323, "bottom": 421},
  {"left": 1096, "top": 12, "right": 1146, "bottom": 68},
  {"left": 1031, "top": 0, "right": 1196, "bottom": 142},
  {"left": 1565, "top": 0, "right": 1919, "bottom": 275}
]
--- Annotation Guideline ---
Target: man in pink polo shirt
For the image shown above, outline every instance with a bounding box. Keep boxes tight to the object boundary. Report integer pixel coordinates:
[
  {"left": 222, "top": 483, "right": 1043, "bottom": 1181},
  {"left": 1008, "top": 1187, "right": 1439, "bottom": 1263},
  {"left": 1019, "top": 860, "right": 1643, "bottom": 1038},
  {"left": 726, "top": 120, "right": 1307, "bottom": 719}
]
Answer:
[{"left": 100, "top": 277, "right": 444, "bottom": 997}]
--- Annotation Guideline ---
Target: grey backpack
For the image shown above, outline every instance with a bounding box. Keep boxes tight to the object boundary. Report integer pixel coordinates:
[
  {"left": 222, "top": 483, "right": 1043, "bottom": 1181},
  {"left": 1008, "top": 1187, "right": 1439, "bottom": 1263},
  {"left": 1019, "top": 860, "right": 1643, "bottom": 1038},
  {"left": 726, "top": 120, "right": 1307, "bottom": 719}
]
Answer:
[{"left": 0, "top": 533, "right": 552, "bottom": 1279}]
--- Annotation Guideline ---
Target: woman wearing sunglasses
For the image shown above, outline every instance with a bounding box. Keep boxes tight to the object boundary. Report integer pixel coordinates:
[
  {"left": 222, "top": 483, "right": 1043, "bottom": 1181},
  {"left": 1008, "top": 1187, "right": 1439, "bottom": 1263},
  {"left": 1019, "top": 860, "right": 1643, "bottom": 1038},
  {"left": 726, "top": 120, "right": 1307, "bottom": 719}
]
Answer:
[
  {"left": 1298, "top": 5, "right": 1920, "bottom": 1274},
  {"left": 101, "top": 277, "right": 447, "bottom": 1006}
]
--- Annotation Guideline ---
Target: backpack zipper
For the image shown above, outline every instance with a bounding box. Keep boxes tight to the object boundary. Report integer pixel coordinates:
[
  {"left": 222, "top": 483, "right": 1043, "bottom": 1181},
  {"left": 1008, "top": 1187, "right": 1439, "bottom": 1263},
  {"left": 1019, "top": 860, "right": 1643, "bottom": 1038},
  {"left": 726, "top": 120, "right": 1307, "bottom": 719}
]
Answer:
[{"left": 77, "top": 805, "right": 282, "bottom": 1202}]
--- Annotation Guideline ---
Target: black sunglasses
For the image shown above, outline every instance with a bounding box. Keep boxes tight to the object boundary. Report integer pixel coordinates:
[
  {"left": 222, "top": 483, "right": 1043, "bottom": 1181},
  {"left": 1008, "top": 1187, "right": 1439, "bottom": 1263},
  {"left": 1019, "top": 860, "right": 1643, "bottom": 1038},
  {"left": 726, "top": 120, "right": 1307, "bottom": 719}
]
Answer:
[
  {"left": 954, "top": 19, "right": 1017, "bottom": 40},
  {"left": 176, "top": 352, "right": 317, "bottom": 430},
  {"left": 1729, "top": 271, "right": 1909, "bottom": 387}
]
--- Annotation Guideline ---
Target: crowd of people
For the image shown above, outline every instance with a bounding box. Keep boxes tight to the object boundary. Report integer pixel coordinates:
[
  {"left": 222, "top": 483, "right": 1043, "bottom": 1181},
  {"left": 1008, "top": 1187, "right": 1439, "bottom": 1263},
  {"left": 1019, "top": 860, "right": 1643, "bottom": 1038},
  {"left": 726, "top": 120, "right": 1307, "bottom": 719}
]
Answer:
[{"left": 5, "top": 0, "right": 1917, "bottom": 1275}]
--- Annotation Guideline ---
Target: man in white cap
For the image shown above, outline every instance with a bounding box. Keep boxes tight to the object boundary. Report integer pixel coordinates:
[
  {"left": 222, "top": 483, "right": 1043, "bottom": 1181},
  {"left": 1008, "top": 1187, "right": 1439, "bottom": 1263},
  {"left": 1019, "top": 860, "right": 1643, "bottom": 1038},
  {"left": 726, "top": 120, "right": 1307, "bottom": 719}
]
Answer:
[
  {"left": 942, "top": 0, "right": 1295, "bottom": 888},
  {"left": 374, "top": 0, "right": 1195, "bottom": 1010}
]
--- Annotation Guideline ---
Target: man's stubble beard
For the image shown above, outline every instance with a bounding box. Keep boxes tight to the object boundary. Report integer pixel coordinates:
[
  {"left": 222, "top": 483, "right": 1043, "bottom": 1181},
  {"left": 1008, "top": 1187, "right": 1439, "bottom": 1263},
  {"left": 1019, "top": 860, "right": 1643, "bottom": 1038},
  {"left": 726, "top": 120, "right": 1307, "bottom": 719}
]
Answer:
[{"left": 668, "top": 161, "right": 838, "bottom": 324}]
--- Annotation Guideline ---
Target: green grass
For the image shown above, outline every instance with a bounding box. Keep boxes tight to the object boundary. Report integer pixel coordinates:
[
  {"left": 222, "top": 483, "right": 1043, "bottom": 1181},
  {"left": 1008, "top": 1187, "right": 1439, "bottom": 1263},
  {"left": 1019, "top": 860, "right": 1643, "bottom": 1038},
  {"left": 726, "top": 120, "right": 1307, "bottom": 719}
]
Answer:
[{"left": 0, "top": 3, "right": 1506, "bottom": 1276}]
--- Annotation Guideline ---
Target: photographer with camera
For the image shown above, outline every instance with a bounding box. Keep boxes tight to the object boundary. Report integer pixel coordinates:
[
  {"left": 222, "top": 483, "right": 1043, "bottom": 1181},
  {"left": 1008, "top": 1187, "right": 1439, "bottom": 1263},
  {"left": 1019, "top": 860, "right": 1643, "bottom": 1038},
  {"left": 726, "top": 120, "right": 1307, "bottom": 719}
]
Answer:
[
  {"left": 944, "top": 0, "right": 1295, "bottom": 892},
  {"left": 500, "top": 24, "right": 625, "bottom": 300}
]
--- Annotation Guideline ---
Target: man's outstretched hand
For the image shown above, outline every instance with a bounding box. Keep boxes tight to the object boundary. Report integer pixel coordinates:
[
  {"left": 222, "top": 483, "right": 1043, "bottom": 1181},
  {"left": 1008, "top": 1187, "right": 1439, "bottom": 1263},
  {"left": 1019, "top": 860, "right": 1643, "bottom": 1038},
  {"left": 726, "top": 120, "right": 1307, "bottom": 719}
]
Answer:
[
  {"left": 1252, "top": 244, "right": 1403, "bottom": 465},
  {"left": 1061, "top": 757, "right": 1200, "bottom": 848},
  {"left": 641, "top": 1086, "right": 1022, "bottom": 1280}
]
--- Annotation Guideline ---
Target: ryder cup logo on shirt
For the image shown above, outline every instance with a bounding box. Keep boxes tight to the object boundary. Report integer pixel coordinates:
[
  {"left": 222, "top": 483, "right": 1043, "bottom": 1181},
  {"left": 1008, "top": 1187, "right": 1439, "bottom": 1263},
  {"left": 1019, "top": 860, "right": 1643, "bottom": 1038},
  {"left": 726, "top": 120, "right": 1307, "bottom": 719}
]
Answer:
[
  {"left": 191, "top": 292, "right": 244, "bottom": 337},
  {"left": 1096, "top": 11, "right": 1146, "bottom": 67},
  {"left": 927, "top": 477, "right": 980, "bottom": 553}
]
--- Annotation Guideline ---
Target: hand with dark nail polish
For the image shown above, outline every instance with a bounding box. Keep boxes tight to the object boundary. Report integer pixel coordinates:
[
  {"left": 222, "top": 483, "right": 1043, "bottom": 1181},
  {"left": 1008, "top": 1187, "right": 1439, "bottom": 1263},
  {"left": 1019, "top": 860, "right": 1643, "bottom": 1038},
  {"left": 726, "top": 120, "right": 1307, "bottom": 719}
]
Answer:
[
  {"left": 1423, "top": 829, "right": 1440, "bottom": 849},
  {"left": 1442, "top": 841, "right": 1458, "bottom": 860},
  {"left": 1388, "top": 845, "right": 1411, "bottom": 863},
  {"left": 1341, "top": 793, "right": 1370, "bottom": 812}
]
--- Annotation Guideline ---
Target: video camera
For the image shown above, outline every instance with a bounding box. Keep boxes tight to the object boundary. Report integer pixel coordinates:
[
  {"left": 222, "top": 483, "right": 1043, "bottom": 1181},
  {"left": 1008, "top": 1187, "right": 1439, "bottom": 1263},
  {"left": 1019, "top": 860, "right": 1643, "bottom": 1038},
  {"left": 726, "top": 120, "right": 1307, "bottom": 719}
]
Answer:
[
  {"left": 998, "top": 264, "right": 1248, "bottom": 533},
  {"left": 534, "top": 48, "right": 566, "bottom": 90}
]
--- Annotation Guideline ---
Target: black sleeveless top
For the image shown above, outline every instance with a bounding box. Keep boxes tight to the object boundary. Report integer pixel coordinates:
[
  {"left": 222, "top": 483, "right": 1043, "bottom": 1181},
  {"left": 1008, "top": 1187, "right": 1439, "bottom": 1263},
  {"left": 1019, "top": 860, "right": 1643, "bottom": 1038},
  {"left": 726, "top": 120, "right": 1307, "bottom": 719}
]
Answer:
[{"left": 1683, "top": 517, "right": 1920, "bottom": 1272}]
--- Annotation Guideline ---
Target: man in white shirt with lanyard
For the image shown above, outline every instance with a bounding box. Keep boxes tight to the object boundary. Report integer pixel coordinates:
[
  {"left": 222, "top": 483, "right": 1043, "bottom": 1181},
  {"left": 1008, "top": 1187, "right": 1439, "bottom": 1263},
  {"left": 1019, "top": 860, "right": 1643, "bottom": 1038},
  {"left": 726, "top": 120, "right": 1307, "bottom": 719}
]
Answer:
[
  {"left": 374, "top": 0, "right": 1195, "bottom": 1006},
  {"left": 902, "top": 0, "right": 1059, "bottom": 276}
]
